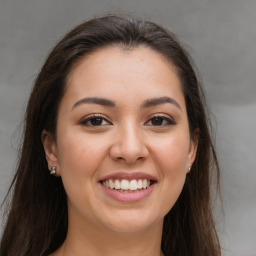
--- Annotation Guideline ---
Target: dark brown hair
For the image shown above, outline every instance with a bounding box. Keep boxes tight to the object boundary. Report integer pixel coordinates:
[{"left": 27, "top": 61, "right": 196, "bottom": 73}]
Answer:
[{"left": 0, "top": 14, "right": 221, "bottom": 256}]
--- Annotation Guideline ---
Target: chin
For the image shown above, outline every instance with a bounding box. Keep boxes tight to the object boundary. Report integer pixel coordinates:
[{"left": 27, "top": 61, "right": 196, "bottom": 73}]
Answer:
[{"left": 99, "top": 210, "right": 162, "bottom": 233}]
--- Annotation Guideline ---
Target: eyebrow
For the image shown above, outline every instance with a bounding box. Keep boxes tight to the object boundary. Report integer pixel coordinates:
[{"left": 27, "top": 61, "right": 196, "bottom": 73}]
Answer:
[
  {"left": 141, "top": 96, "right": 182, "bottom": 111},
  {"left": 72, "top": 97, "right": 116, "bottom": 109},
  {"left": 72, "top": 96, "right": 182, "bottom": 111}
]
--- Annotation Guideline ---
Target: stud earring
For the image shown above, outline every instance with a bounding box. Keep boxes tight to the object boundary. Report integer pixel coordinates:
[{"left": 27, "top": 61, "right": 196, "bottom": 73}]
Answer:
[
  {"left": 188, "top": 167, "right": 191, "bottom": 172},
  {"left": 50, "top": 166, "right": 56, "bottom": 175}
]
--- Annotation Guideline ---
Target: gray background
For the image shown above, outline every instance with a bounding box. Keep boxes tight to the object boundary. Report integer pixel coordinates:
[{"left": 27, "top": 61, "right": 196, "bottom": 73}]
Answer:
[{"left": 0, "top": 0, "right": 255, "bottom": 255}]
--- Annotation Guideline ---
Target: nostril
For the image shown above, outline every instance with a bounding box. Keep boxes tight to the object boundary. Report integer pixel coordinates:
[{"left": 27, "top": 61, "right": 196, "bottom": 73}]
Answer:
[
  {"left": 116, "top": 156, "right": 124, "bottom": 161},
  {"left": 109, "top": 139, "right": 149, "bottom": 163}
]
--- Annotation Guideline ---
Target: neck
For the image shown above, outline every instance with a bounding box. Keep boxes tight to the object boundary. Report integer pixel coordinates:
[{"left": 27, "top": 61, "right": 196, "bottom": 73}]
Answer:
[{"left": 56, "top": 214, "right": 164, "bottom": 256}]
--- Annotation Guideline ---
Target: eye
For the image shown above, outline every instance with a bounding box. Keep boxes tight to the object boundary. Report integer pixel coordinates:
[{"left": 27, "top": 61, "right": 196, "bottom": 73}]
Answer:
[
  {"left": 145, "top": 115, "right": 176, "bottom": 126},
  {"left": 80, "top": 114, "right": 112, "bottom": 126}
]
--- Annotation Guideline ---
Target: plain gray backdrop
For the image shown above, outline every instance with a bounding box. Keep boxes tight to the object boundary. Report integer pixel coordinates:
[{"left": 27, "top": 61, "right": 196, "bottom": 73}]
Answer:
[{"left": 0, "top": 0, "right": 256, "bottom": 255}]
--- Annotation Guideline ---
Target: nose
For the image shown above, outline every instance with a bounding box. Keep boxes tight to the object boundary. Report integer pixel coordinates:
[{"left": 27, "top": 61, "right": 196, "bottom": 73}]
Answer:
[{"left": 109, "top": 122, "right": 149, "bottom": 164}]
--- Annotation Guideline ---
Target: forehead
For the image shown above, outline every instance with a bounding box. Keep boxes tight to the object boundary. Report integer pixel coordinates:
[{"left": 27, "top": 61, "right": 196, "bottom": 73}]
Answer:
[
  {"left": 64, "top": 45, "right": 185, "bottom": 108},
  {"left": 68, "top": 45, "right": 178, "bottom": 81}
]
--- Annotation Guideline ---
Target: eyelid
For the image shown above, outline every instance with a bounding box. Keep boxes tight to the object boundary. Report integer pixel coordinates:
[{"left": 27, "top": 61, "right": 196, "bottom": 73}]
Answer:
[
  {"left": 144, "top": 113, "right": 176, "bottom": 126},
  {"left": 79, "top": 113, "right": 112, "bottom": 126}
]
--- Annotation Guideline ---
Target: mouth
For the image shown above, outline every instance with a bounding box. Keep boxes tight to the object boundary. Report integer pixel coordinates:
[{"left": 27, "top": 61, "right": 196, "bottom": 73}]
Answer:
[
  {"left": 98, "top": 172, "right": 157, "bottom": 202},
  {"left": 100, "top": 178, "right": 156, "bottom": 192}
]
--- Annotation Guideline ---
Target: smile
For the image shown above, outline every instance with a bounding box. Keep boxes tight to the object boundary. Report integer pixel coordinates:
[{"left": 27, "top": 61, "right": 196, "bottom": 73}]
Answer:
[
  {"left": 102, "top": 179, "right": 152, "bottom": 192},
  {"left": 99, "top": 173, "right": 157, "bottom": 202}
]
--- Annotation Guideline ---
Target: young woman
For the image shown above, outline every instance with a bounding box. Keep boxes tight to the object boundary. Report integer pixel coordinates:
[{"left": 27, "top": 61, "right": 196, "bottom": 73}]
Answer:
[{"left": 0, "top": 14, "right": 221, "bottom": 256}]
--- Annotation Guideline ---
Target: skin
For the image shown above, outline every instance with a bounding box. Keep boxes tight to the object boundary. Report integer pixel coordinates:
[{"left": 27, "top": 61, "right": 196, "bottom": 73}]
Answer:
[{"left": 42, "top": 45, "right": 198, "bottom": 256}]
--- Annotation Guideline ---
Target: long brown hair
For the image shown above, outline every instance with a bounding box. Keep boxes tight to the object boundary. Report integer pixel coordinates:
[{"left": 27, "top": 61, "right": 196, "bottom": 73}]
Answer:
[{"left": 0, "top": 14, "right": 221, "bottom": 256}]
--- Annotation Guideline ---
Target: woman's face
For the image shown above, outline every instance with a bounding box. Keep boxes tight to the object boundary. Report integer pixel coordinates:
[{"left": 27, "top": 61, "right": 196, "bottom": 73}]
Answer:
[{"left": 43, "top": 46, "right": 198, "bottom": 234}]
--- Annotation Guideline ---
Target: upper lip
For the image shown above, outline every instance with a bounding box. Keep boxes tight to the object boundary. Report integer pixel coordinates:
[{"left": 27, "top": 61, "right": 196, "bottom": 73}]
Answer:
[{"left": 99, "top": 172, "right": 157, "bottom": 182}]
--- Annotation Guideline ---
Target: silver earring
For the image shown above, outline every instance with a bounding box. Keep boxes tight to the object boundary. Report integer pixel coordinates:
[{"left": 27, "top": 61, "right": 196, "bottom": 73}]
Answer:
[
  {"left": 50, "top": 166, "right": 56, "bottom": 175},
  {"left": 188, "top": 167, "right": 191, "bottom": 172}
]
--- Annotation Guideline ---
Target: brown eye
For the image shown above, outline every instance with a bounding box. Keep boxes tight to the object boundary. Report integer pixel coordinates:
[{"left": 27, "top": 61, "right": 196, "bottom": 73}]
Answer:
[
  {"left": 145, "top": 116, "right": 176, "bottom": 126},
  {"left": 89, "top": 117, "right": 104, "bottom": 126},
  {"left": 151, "top": 117, "right": 164, "bottom": 126},
  {"left": 80, "top": 115, "right": 111, "bottom": 126}
]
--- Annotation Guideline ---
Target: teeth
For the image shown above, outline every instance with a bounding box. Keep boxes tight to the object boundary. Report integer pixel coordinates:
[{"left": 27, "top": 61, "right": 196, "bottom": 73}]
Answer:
[
  {"left": 137, "top": 179, "right": 142, "bottom": 189},
  {"left": 109, "top": 179, "right": 115, "bottom": 189},
  {"left": 115, "top": 180, "right": 121, "bottom": 189},
  {"left": 102, "top": 179, "right": 152, "bottom": 191},
  {"left": 142, "top": 179, "right": 148, "bottom": 189},
  {"left": 129, "top": 180, "right": 137, "bottom": 190},
  {"left": 121, "top": 179, "right": 129, "bottom": 190}
]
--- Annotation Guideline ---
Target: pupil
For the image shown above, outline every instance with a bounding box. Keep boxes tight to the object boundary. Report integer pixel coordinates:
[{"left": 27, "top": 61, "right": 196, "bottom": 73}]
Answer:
[
  {"left": 152, "top": 117, "right": 163, "bottom": 126},
  {"left": 91, "top": 118, "right": 102, "bottom": 126}
]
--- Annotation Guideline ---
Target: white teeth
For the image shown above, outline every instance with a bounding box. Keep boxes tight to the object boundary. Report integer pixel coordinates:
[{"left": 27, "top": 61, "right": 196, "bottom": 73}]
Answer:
[
  {"left": 115, "top": 180, "right": 121, "bottom": 189},
  {"left": 103, "top": 178, "right": 152, "bottom": 191},
  {"left": 109, "top": 179, "right": 115, "bottom": 189},
  {"left": 142, "top": 179, "right": 148, "bottom": 189},
  {"left": 129, "top": 179, "right": 138, "bottom": 190},
  {"left": 120, "top": 180, "right": 129, "bottom": 190},
  {"left": 137, "top": 179, "right": 143, "bottom": 189}
]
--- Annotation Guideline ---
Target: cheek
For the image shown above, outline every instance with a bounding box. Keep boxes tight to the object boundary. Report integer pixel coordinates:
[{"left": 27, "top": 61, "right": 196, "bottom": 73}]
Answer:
[
  {"left": 56, "top": 131, "right": 109, "bottom": 184},
  {"left": 56, "top": 133, "right": 108, "bottom": 211},
  {"left": 151, "top": 133, "right": 190, "bottom": 211},
  {"left": 153, "top": 132, "right": 190, "bottom": 174},
  {"left": 157, "top": 140, "right": 187, "bottom": 190}
]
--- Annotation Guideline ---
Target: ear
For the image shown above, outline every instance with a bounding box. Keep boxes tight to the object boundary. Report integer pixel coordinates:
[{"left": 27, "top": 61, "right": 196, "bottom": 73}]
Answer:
[
  {"left": 41, "top": 130, "right": 60, "bottom": 176},
  {"left": 187, "top": 128, "right": 199, "bottom": 173}
]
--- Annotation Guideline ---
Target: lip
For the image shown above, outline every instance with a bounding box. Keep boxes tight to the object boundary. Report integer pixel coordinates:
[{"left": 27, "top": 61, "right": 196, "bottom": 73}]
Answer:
[
  {"left": 98, "top": 172, "right": 157, "bottom": 202},
  {"left": 99, "top": 172, "right": 157, "bottom": 182},
  {"left": 99, "top": 182, "right": 156, "bottom": 202}
]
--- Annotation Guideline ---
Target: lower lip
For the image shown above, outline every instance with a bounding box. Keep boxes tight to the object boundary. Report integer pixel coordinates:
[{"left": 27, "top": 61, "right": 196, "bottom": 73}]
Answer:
[{"left": 100, "top": 183, "right": 155, "bottom": 202}]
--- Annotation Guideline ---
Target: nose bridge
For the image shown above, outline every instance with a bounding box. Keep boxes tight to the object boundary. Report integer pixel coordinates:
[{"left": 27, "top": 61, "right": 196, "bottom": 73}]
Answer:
[{"left": 110, "top": 119, "right": 148, "bottom": 163}]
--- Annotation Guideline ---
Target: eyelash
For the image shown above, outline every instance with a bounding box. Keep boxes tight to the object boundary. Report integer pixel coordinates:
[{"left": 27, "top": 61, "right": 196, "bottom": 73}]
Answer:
[
  {"left": 80, "top": 114, "right": 111, "bottom": 127},
  {"left": 79, "top": 114, "right": 176, "bottom": 127},
  {"left": 144, "top": 115, "right": 176, "bottom": 126}
]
